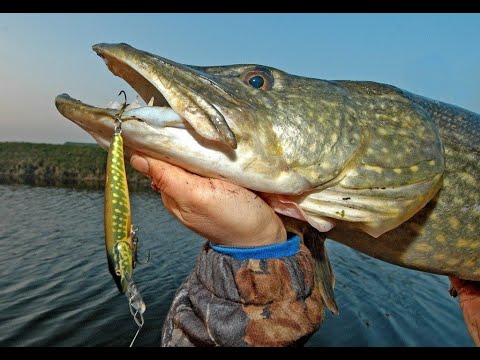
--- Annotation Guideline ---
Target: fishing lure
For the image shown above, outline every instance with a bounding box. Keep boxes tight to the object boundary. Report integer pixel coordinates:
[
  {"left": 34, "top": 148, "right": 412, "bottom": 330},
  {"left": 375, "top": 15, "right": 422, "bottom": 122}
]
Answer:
[{"left": 104, "top": 91, "right": 146, "bottom": 346}]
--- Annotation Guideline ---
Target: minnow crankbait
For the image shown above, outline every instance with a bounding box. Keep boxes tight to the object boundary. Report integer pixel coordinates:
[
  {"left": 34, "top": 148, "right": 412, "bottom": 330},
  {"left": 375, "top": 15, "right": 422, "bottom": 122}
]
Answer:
[{"left": 104, "top": 93, "right": 146, "bottom": 346}]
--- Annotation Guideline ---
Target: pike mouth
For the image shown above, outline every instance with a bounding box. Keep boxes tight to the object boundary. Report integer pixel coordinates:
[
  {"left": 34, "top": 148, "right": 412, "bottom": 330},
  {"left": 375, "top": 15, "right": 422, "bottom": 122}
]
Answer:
[
  {"left": 54, "top": 92, "right": 190, "bottom": 153},
  {"left": 56, "top": 43, "right": 237, "bottom": 149}
]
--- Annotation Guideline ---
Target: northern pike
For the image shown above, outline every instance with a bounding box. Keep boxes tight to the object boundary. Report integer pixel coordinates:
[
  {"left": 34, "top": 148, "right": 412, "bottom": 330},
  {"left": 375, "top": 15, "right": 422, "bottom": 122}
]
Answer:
[{"left": 55, "top": 43, "right": 479, "bottom": 313}]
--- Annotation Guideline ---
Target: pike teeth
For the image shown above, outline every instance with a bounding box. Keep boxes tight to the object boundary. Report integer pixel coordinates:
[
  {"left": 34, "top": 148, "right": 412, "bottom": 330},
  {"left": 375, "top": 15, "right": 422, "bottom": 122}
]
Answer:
[
  {"left": 106, "top": 100, "right": 123, "bottom": 110},
  {"left": 124, "top": 95, "right": 143, "bottom": 111},
  {"left": 147, "top": 97, "right": 154, "bottom": 106},
  {"left": 106, "top": 95, "right": 145, "bottom": 111}
]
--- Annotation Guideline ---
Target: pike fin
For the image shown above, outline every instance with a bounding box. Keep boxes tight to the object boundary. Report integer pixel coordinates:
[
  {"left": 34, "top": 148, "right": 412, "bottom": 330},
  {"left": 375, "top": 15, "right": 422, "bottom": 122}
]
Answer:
[
  {"left": 281, "top": 215, "right": 339, "bottom": 315},
  {"left": 302, "top": 229, "right": 339, "bottom": 315}
]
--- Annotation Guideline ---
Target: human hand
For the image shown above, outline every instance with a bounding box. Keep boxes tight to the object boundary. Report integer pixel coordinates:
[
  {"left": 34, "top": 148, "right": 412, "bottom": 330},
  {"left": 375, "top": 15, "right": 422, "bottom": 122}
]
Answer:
[
  {"left": 449, "top": 277, "right": 480, "bottom": 346},
  {"left": 130, "top": 153, "right": 287, "bottom": 247}
]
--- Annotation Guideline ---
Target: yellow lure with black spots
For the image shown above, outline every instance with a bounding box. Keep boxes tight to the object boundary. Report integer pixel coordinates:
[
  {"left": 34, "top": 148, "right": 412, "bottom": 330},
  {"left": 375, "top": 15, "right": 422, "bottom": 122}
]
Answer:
[{"left": 104, "top": 130, "right": 133, "bottom": 293}]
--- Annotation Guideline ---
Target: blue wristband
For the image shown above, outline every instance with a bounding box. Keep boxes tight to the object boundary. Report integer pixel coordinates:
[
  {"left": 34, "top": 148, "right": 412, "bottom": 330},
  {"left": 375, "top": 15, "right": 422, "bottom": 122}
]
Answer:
[{"left": 210, "top": 234, "right": 300, "bottom": 260}]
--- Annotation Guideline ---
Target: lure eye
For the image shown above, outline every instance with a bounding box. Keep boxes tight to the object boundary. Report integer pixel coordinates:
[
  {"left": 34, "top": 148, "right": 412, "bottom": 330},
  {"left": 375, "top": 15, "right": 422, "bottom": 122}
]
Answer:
[{"left": 242, "top": 69, "right": 274, "bottom": 91}]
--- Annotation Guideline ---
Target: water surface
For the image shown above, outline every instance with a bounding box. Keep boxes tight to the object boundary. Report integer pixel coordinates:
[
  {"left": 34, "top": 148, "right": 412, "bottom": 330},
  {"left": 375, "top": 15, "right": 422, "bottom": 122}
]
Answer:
[{"left": 0, "top": 184, "right": 472, "bottom": 346}]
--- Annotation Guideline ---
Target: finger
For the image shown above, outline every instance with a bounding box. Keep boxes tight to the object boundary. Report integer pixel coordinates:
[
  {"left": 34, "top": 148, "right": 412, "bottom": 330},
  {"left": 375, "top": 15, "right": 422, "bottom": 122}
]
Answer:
[
  {"left": 131, "top": 153, "right": 208, "bottom": 198},
  {"left": 449, "top": 277, "right": 480, "bottom": 303},
  {"left": 449, "top": 276, "right": 464, "bottom": 297},
  {"left": 449, "top": 276, "right": 466, "bottom": 293}
]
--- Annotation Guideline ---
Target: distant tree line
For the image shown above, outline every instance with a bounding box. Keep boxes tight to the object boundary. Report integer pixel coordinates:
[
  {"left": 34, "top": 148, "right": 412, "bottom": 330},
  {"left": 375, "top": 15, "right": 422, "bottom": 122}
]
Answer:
[{"left": 0, "top": 142, "right": 151, "bottom": 191}]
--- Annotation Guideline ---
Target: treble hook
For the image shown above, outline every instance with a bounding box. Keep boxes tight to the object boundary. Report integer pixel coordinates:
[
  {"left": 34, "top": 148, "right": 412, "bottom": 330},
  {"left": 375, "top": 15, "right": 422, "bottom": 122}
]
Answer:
[
  {"left": 118, "top": 90, "right": 127, "bottom": 104},
  {"left": 113, "top": 90, "right": 129, "bottom": 134},
  {"left": 136, "top": 250, "right": 151, "bottom": 266},
  {"left": 131, "top": 225, "right": 151, "bottom": 268},
  {"left": 114, "top": 90, "right": 129, "bottom": 120}
]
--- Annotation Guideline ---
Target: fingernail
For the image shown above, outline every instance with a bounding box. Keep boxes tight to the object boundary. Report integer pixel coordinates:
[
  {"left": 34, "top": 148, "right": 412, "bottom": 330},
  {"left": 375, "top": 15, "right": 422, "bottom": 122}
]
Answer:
[{"left": 131, "top": 154, "right": 149, "bottom": 174}]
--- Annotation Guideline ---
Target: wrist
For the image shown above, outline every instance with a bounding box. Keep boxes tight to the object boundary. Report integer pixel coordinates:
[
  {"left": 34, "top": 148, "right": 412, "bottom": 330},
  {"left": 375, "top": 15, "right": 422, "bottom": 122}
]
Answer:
[
  {"left": 210, "top": 233, "right": 300, "bottom": 260},
  {"left": 250, "top": 221, "right": 287, "bottom": 247},
  {"left": 245, "top": 215, "right": 287, "bottom": 247},
  {"left": 206, "top": 217, "right": 287, "bottom": 247}
]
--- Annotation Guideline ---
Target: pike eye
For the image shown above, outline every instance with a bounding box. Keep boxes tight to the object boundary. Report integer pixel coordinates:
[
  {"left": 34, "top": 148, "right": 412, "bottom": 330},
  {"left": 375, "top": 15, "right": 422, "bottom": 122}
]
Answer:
[
  {"left": 243, "top": 69, "right": 274, "bottom": 91},
  {"left": 249, "top": 76, "right": 264, "bottom": 89}
]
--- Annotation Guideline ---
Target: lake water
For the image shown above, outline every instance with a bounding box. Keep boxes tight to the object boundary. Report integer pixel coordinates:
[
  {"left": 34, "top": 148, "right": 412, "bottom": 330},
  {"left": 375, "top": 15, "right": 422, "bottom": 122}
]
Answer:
[{"left": 0, "top": 184, "right": 473, "bottom": 346}]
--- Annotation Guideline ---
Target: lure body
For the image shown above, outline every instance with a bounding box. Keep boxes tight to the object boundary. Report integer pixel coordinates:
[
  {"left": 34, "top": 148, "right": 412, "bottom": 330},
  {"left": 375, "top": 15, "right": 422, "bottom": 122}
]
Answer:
[
  {"left": 103, "top": 126, "right": 146, "bottom": 345},
  {"left": 104, "top": 131, "right": 133, "bottom": 293}
]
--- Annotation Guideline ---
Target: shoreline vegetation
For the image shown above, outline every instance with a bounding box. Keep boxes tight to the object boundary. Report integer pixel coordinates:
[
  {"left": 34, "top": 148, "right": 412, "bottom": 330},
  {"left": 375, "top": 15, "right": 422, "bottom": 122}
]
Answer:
[{"left": 0, "top": 142, "right": 151, "bottom": 191}]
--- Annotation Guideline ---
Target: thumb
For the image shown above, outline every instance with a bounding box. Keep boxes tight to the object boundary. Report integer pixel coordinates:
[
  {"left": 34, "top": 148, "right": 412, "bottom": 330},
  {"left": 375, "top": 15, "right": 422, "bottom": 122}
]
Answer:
[
  {"left": 130, "top": 153, "right": 200, "bottom": 197},
  {"left": 449, "top": 276, "right": 480, "bottom": 302},
  {"left": 130, "top": 153, "right": 150, "bottom": 175}
]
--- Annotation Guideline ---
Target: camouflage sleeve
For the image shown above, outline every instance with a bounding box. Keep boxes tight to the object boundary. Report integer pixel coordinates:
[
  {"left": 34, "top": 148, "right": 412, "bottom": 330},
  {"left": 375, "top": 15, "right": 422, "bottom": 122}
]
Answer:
[{"left": 160, "top": 240, "right": 324, "bottom": 347}]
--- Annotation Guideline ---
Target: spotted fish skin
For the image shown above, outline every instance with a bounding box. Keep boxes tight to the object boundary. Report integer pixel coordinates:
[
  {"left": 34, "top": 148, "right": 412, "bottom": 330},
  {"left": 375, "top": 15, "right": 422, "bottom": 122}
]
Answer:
[
  {"left": 104, "top": 132, "right": 133, "bottom": 293},
  {"left": 325, "top": 85, "right": 480, "bottom": 280}
]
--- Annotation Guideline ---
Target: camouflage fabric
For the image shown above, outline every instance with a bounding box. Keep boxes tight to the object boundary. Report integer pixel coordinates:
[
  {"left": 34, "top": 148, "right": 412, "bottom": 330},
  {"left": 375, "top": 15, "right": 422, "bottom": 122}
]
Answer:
[{"left": 161, "top": 243, "right": 324, "bottom": 347}]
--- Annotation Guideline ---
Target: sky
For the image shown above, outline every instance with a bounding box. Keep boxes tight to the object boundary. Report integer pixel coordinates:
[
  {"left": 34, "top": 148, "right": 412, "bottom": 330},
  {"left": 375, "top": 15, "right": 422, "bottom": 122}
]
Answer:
[{"left": 0, "top": 13, "right": 479, "bottom": 144}]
